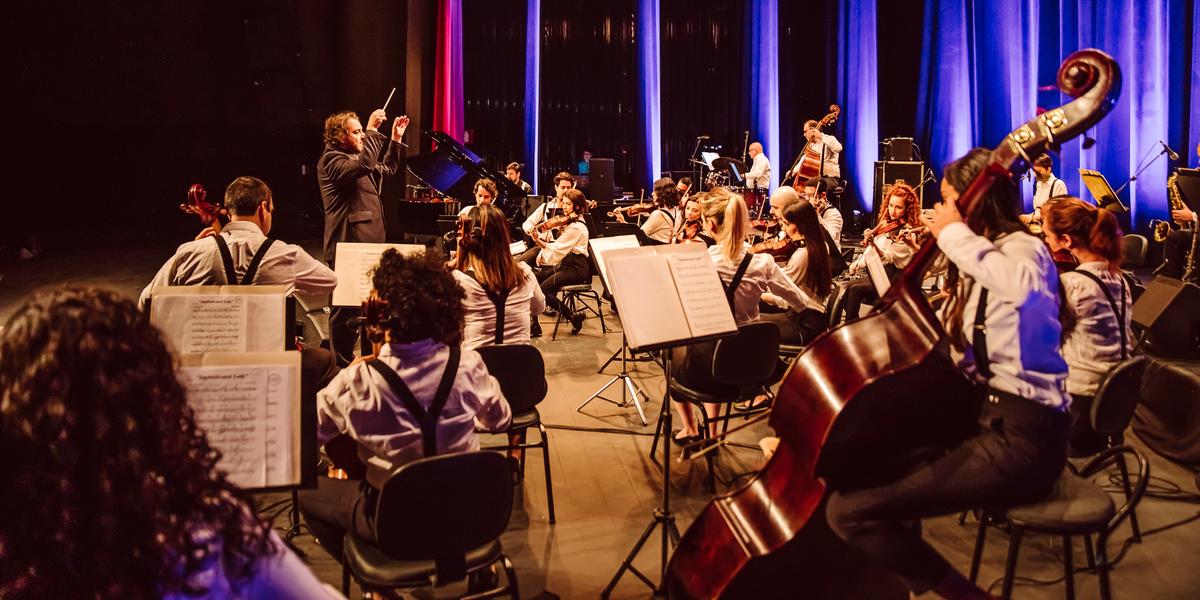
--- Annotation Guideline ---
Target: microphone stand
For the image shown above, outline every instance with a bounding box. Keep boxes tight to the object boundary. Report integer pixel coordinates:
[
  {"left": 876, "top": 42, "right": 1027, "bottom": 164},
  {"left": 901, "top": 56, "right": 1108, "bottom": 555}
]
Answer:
[
  {"left": 691, "top": 136, "right": 704, "bottom": 193},
  {"left": 1113, "top": 144, "right": 1172, "bottom": 196}
]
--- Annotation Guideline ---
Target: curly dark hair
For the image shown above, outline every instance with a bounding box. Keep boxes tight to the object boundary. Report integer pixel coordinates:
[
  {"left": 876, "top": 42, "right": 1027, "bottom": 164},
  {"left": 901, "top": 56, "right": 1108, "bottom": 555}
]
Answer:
[
  {"left": 371, "top": 248, "right": 466, "bottom": 344},
  {"left": 0, "top": 287, "right": 274, "bottom": 599}
]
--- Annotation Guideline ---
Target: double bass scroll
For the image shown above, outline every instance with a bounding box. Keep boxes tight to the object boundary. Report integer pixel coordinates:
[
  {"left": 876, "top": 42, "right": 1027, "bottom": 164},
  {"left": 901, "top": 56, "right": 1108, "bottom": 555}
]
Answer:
[{"left": 664, "top": 49, "right": 1121, "bottom": 600}]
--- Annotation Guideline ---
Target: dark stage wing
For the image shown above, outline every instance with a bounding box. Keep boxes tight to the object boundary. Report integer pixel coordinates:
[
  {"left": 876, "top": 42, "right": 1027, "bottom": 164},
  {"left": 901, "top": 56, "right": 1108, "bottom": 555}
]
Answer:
[{"left": 406, "top": 130, "right": 526, "bottom": 217}]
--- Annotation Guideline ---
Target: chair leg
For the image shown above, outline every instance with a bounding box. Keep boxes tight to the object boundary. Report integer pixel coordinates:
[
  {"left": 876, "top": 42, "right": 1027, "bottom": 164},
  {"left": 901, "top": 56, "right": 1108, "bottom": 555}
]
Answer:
[
  {"left": 539, "top": 423, "right": 556, "bottom": 524},
  {"left": 958, "top": 509, "right": 970, "bottom": 525},
  {"left": 1062, "top": 535, "right": 1075, "bottom": 600},
  {"left": 1115, "top": 452, "right": 1141, "bottom": 542},
  {"left": 1000, "top": 526, "right": 1024, "bottom": 600},
  {"left": 341, "top": 562, "right": 350, "bottom": 597},
  {"left": 969, "top": 512, "right": 989, "bottom": 584},
  {"left": 1096, "top": 533, "right": 1111, "bottom": 600},
  {"left": 1083, "top": 534, "right": 1096, "bottom": 571},
  {"left": 503, "top": 555, "right": 520, "bottom": 600}
]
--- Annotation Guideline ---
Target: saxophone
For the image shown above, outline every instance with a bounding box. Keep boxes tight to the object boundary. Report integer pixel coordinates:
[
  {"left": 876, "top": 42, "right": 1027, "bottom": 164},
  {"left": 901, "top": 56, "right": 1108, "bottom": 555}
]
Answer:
[{"left": 1152, "top": 173, "right": 1188, "bottom": 242}]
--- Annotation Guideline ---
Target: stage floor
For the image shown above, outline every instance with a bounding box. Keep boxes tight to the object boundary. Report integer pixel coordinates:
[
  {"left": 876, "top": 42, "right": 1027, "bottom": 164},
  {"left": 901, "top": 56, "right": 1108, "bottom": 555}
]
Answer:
[{"left": 2, "top": 241, "right": 1198, "bottom": 599}]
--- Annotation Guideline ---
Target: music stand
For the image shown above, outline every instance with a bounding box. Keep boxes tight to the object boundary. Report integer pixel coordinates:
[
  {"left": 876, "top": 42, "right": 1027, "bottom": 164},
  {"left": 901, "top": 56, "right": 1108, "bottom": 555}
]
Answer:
[{"left": 1079, "top": 169, "right": 1128, "bottom": 213}]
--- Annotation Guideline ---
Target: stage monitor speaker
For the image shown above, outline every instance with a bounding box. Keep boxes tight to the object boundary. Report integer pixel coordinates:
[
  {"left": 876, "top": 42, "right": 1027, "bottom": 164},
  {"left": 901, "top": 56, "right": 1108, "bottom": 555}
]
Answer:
[
  {"left": 1133, "top": 276, "right": 1200, "bottom": 358},
  {"left": 881, "top": 137, "right": 914, "bottom": 161},
  {"left": 872, "top": 161, "right": 927, "bottom": 215},
  {"left": 589, "top": 158, "right": 615, "bottom": 202}
]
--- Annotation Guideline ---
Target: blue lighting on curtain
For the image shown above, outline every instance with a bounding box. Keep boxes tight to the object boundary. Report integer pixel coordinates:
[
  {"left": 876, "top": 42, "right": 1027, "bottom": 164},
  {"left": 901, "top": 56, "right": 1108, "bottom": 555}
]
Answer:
[
  {"left": 524, "top": 0, "right": 540, "bottom": 194},
  {"left": 749, "top": 0, "right": 780, "bottom": 191},
  {"left": 836, "top": 0, "right": 879, "bottom": 212},
  {"left": 638, "top": 0, "right": 662, "bottom": 186},
  {"left": 1191, "top": 2, "right": 1200, "bottom": 167},
  {"left": 920, "top": 0, "right": 1191, "bottom": 230}
]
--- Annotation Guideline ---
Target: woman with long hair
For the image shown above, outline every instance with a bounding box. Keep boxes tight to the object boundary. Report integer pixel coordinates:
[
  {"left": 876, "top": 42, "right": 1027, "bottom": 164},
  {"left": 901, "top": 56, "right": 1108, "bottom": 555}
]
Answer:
[
  {"left": 452, "top": 204, "right": 546, "bottom": 349},
  {"left": 837, "top": 180, "right": 925, "bottom": 323},
  {"left": 670, "top": 188, "right": 813, "bottom": 444},
  {"left": 0, "top": 287, "right": 330, "bottom": 599},
  {"left": 529, "top": 188, "right": 592, "bottom": 335},
  {"left": 1042, "top": 197, "right": 1131, "bottom": 455},
  {"left": 826, "top": 148, "right": 1072, "bottom": 600},
  {"left": 758, "top": 198, "right": 835, "bottom": 344},
  {"left": 617, "top": 177, "right": 682, "bottom": 243}
]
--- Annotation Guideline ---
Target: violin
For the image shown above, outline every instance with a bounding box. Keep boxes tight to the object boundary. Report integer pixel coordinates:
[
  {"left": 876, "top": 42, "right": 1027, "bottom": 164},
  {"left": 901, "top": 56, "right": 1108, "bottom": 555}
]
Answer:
[
  {"left": 534, "top": 214, "right": 574, "bottom": 234},
  {"left": 608, "top": 203, "right": 655, "bottom": 218},
  {"left": 750, "top": 234, "right": 806, "bottom": 259},
  {"left": 676, "top": 218, "right": 703, "bottom": 243},
  {"left": 178, "top": 183, "right": 226, "bottom": 232},
  {"left": 860, "top": 219, "right": 905, "bottom": 246},
  {"left": 751, "top": 217, "right": 781, "bottom": 237},
  {"left": 666, "top": 49, "right": 1120, "bottom": 598}
]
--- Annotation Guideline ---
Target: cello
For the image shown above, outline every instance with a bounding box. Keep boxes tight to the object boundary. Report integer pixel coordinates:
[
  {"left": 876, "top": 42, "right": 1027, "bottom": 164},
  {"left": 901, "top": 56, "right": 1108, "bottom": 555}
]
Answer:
[
  {"left": 791, "top": 105, "right": 841, "bottom": 187},
  {"left": 665, "top": 49, "right": 1121, "bottom": 599}
]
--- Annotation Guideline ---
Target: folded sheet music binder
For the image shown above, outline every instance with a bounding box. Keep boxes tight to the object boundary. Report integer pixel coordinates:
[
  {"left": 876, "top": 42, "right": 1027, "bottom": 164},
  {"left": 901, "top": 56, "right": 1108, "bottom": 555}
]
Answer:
[
  {"left": 600, "top": 243, "right": 738, "bottom": 352},
  {"left": 332, "top": 242, "right": 426, "bottom": 307}
]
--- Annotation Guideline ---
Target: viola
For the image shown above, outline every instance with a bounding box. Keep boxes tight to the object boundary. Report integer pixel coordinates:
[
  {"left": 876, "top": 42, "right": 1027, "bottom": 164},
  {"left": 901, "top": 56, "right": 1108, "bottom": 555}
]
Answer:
[
  {"left": 750, "top": 234, "right": 806, "bottom": 259},
  {"left": 665, "top": 49, "right": 1121, "bottom": 599}
]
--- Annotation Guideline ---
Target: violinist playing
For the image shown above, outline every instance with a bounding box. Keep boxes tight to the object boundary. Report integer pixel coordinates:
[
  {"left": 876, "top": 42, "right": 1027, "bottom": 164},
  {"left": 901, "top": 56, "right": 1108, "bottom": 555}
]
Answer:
[
  {"left": 527, "top": 189, "right": 592, "bottom": 336},
  {"left": 615, "top": 177, "right": 681, "bottom": 244},
  {"left": 757, "top": 198, "right": 835, "bottom": 345},
  {"left": 674, "top": 193, "right": 714, "bottom": 246},
  {"left": 826, "top": 148, "right": 1072, "bottom": 600},
  {"left": 835, "top": 181, "right": 926, "bottom": 323}
]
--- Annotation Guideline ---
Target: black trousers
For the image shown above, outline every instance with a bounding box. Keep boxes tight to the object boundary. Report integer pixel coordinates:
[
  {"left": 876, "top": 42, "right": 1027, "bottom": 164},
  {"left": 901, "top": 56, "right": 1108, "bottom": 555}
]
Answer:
[
  {"left": 825, "top": 391, "right": 1070, "bottom": 594},
  {"left": 329, "top": 306, "right": 362, "bottom": 368},
  {"left": 297, "top": 476, "right": 379, "bottom": 562},
  {"left": 1155, "top": 228, "right": 1196, "bottom": 281},
  {"left": 840, "top": 278, "right": 879, "bottom": 324},
  {"left": 537, "top": 253, "right": 589, "bottom": 314},
  {"left": 1068, "top": 393, "right": 1114, "bottom": 457},
  {"left": 300, "top": 347, "right": 339, "bottom": 406},
  {"left": 759, "top": 308, "right": 829, "bottom": 345}
]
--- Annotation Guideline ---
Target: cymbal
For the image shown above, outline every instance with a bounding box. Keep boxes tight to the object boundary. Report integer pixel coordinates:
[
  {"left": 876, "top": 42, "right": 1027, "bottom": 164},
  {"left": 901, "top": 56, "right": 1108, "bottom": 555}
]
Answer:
[{"left": 711, "top": 156, "right": 748, "bottom": 173}]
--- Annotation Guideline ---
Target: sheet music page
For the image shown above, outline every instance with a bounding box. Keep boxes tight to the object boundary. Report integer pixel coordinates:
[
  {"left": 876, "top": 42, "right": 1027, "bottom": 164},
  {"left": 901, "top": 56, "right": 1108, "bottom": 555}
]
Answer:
[
  {"left": 179, "top": 352, "right": 300, "bottom": 489},
  {"left": 509, "top": 240, "right": 528, "bottom": 256},
  {"left": 151, "top": 287, "right": 288, "bottom": 354},
  {"left": 332, "top": 243, "right": 425, "bottom": 306},
  {"left": 605, "top": 251, "right": 690, "bottom": 350},
  {"left": 665, "top": 251, "right": 737, "bottom": 338},
  {"left": 863, "top": 244, "right": 891, "bottom": 296},
  {"left": 589, "top": 235, "right": 640, "bottom": 291}
]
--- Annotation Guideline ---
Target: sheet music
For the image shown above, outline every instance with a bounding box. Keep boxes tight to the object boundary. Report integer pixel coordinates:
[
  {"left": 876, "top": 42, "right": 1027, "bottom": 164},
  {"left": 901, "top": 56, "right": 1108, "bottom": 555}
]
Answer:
[
  {"left": 509, "top": 240, "right": 528, "bottom": 256},
  {"left": 332, "top": 243, "right": 425, "bottom": 306},
  {"left": 179, "top": 356, "right": 298, "bottom": 489},
  {"left": 606, "top": 253, "right": 690, "bottom": 349},
  {"left": 589, "top": 235, "right": 640, "bottom": 291},
  {"left": 151, "top": 287, "right": 287, "bottom": 354},
  {"left": 665, "top": 252, "right": 738, "bottom": 337},
  {"left": 863, "top": 244, "right": 891, "bottom": 296}
]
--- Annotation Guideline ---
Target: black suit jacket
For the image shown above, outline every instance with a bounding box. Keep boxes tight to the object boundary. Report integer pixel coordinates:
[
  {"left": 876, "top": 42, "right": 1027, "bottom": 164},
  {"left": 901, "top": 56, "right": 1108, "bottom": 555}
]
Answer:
[{"left": 318, "top": 130, "right": 405, "bottom": 265}]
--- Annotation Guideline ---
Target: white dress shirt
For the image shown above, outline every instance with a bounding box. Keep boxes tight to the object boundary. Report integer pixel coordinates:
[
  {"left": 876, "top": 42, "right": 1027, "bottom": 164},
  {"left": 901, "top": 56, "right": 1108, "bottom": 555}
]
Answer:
[
  {"left": 522, "top": 200, "right": 557, "bottom": 235},
  {"left": 453, "top": 262, "right": 546, "bottom": 350},
  {"left": 790, "top": 134, "right": 843, "bottom": 179},
  {"left": 708, "top": 245, "right": 813, "bottom": 324},
  {"left": 642, "top": 208, "right": 679, "bottom": 243},
  {"left": 777, "top": 245, "right": 830, "bottom": 312},
  {"left": 746, "top": 153, "right": 771, "bottom": 189},
  {"left": 1061, "top": 263, "right": 1131, "bottom": 397},
  {"left": 819, "top": 205, "right": 844, "bottom": 246},
  {"left": 1033, "top": 176, "right": 1068, "bottom": 213},
  {"left": 138, "top": 221, "right": 337, "bottom": 309},
  {"left": 937, "top": 223, "right": 1070, "bottom": 410},
  {"left": 536, "top": 221, "right": 589, "bottom": 266},
  {"left": 850, "top": 227, "right": 916, "bottom": 272},
  {"left": 316, "top": 339, "right": 512, "bottom": 489}
]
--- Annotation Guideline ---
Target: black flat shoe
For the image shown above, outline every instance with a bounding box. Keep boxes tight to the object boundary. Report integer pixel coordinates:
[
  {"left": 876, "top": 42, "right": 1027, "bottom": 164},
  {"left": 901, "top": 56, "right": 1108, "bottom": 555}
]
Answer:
[
  {"left": 569, "top": 311, "right": 585, "bottom": 334},
  {"left": 671, "top": 429, "right": 701, "bottom": 447}
]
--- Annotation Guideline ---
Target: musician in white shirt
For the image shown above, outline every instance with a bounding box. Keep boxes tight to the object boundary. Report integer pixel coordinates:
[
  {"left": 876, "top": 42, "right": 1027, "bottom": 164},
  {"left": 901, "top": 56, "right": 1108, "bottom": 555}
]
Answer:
[
  {"left": 827, "top": 148, "right": 1071, "bottom": 600},
  {"left": 744, "top": 142, "right": 771, "bottom": 189},
  {"left": 522, "top": 171, "right": 574, "bottom": 238},
  {"left": 530, "top": 189, "right": 592, "bottom": 335},
  {"left": 787, "top": 120, "right": 842, "bottom": 181},
  {"left": 457, "top": 178, "right": 497, "bottom": 218},
  {"left": 616, "top": 177, "right": 681, "bottom": 243},
  {"left": 803, "top": 177, "right": 844, "bottom": 245},
  {"left": 1022, "top": 154, "right": 1068, "bottom": 225}
]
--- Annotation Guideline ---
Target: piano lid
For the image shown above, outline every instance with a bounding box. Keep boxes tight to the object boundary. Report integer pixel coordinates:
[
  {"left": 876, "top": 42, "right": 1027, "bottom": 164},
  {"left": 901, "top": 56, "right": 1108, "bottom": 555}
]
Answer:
[{"left": 406, "top": 130, "right": 527, "bottom": 212}]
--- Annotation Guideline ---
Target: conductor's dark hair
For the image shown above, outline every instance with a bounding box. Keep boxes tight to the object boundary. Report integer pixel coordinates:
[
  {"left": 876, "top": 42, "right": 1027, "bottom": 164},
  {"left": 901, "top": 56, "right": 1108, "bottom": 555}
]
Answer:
[
  {"left": 224, "top": 176, "right": 272, "bottom": 216},
  {"left": 371, "top": 248, "right": 465, "bottom": 345}
]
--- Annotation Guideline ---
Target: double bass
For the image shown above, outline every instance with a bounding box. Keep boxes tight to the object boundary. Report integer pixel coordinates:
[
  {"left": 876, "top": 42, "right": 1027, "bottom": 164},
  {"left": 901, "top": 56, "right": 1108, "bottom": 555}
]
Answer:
[
  {"left": 791, "top": 105, "right": 841, "bottom": 187},
  {"left": 665, "top": 49, "right": 1121, "bottom": 599}
]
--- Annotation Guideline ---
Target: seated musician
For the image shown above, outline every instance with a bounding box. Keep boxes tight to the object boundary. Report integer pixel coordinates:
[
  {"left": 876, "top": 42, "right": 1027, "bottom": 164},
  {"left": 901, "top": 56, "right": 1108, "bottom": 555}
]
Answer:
[
  {"left": 676, "top": 176, "right": 693, "bottom": 197},
  {"left": 827, "top": 148, "right": 1072, "bottom": 600},
  {"left": 457, "top": 177, "right": 497, "bottom": 218},
  {"left": 138, "top": 175, "right": 339, "bottom": 407},
  {"left": 1043, "top": 197, "right": 1132, "bottom": 456},
  {"left": 803, "top": 177, "right": 844, "bottom": 245},
  {"left": 836, "top": 181, "right": 923, "bottom": 323},
  {"left": 759, "top": 198, "right": 835, "bottom": 345},
  {"left": 675, "top": 194, "right": 714, "bottom": 246},
  {"left": 452, "top": 204, "right": 546, "bottom": 350},
  {"left": 1020, "top": 154, "right": 1068, "bottom": 226},
  {"left": 526, "top": 189, "right": 592, "bottom": 336},
  {"left": 523, "top": 171, "right": 574, "bottom": 240},
  {"left": 1153, "top": 205, "right": 1198, "bottom": 281},
  {"left": 671, "top": 188, "right": 813, "bottom": 444},
  {"left": 506, "top": 161, "right": 533, "bottom": 194},
  {"left": 1, "top": 287, "right": 333, "bottom": 598},
  {"left": 298, "top": 248, "right": 511, "bottom": 563},
  {"left": 616, "top": 177, "right": 681, "bottom": 243}
]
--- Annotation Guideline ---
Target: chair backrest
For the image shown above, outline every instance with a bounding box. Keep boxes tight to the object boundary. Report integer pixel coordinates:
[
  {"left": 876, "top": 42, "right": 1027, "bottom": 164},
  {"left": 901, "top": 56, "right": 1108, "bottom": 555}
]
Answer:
[
  {"left": 824, "top": 281, "right": 847, "bottom": 328},
  {"left": 1121, "top": 234, "right": 1149, "bottom": 269},
  {"left": 712, "top": 321, "right": 781, "bottom": 386},
  {"left": 375, "top": 451, "right": 513, "bottom": 563},
  {"left": 474, "top": 344, "right": 548, "bottom": 414},
  {"left": 1090, "top": 356, "right": 1148, "bottom": 438}
]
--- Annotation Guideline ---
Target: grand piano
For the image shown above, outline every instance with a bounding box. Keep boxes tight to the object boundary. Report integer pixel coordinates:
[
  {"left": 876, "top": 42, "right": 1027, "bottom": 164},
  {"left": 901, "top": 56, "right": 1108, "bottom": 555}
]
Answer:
[{"left": 403, "top": 130, "right": 530, "bottom": 234}]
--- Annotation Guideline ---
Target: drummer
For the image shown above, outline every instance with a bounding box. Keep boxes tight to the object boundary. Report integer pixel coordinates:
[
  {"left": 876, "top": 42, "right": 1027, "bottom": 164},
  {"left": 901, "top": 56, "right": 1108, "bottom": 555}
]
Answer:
[{"left": 745, "top": 142, "right": 771, "bottom": 190}]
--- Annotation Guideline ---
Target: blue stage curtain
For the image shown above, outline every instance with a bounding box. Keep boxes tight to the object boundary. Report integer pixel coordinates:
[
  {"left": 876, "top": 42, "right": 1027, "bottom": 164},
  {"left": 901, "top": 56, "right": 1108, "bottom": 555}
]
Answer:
[
  {"left": 749, "top": 0, "right": 780, "bottom": 191},
  {"left": 1192, "top": 1, "right": 1200, "bottom": 167},
  {"left": 920, "top": 0, "right": 1193, "bottom": 229},
  {"left": 524, "top": 0, "right": 540, "bottom": 194},
  {"left": 836, "top": 0, "right": 880, "bottom": 212},
  {"left": 638, "top": 0, "right": 663, "bottom": 187}
]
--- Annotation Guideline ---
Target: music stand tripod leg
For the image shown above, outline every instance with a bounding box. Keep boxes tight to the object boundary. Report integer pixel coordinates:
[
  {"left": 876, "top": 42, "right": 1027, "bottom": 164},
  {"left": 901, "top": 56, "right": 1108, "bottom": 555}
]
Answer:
[
  {"left": 578, "top": 334, "right": 650, "bottom": 425},
  {"left": 601, "top": 350, "right": 679, "bottom": 598}
]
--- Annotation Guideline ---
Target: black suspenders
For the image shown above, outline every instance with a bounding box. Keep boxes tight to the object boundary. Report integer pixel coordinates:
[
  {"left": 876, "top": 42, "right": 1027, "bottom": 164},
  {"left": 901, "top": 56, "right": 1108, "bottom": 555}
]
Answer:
[
  {"left": 467, "top": 271, "right": 511, "bottom": 345},
  {"left": 721, "top": 254, "right": 754, "bottom": 310},
  {"left": 1071, "top": 270, "right": 1129, "bottom": 359},
  {"left": 367, "top": 347, "right": 462, "bottom": 458},
  {"left": 212, "top": 234, "right": 277, "bottom": 285}
]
